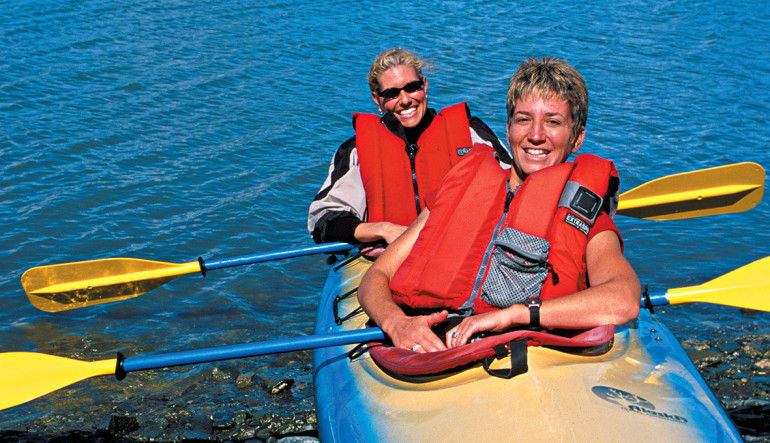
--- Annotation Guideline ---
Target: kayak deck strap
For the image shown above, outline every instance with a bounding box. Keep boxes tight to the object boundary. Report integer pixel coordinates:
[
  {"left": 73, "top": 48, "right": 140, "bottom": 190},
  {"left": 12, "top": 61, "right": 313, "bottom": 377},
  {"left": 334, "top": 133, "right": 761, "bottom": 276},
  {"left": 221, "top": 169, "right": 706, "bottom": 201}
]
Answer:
[{"left": 481, "top": 340, "right": 528, "bottom": 379}]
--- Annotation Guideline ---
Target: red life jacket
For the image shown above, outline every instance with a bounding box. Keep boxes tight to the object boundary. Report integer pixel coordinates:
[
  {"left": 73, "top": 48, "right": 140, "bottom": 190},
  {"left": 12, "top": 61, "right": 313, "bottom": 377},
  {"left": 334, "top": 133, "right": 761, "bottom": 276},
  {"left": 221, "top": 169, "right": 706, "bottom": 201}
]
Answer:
[
  {"left": 390, "top": 145, "right": 619, "bottom": 314},
  {"left": 354, "top": 102, "right": 473, "bottom": 226}
]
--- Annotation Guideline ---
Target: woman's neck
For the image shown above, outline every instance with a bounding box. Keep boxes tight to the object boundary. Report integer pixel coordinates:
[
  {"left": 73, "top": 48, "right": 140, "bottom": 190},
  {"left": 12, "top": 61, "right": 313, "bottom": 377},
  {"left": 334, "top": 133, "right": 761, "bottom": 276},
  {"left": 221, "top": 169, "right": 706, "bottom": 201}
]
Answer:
[
  {"left": 381, "top": 108, "right": 436, "bottom": 144},
  {"left": 403, "top": 112, "right": 433, "bottom": 144},
  {"left": 509, "top": 167, "right": 525, "bottom": 188}
]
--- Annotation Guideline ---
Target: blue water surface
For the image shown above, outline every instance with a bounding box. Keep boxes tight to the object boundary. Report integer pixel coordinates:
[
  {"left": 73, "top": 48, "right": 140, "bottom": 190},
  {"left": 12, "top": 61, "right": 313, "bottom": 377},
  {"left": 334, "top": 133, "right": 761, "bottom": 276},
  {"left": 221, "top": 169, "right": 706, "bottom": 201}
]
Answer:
[{"left": 1, "top": 0, "right": 769, "bottom": 433}]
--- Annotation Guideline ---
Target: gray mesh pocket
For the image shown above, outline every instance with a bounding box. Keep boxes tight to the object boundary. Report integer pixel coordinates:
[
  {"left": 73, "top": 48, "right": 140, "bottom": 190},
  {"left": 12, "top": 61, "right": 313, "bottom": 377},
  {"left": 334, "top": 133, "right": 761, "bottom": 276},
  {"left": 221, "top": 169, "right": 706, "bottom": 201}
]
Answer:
[{"left": 480, "top": 228, "right": 550, "bottom": 308}]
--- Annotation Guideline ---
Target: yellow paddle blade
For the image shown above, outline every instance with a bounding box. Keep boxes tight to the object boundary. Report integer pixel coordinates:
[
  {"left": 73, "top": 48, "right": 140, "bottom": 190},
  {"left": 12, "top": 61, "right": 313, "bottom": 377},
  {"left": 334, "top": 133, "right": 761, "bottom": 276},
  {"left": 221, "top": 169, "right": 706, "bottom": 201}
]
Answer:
[
  {"left": 0, "top": 352, "right": 116, "bottom": 411},
  {"left": 667, "top": 256, "right": 770, "bottom": 311},
  {"left": 617, "top": 162, "right": 764, "bottom": 220},
  {"left": 22, "top": 258, "right": 201, "bottom": 312}
]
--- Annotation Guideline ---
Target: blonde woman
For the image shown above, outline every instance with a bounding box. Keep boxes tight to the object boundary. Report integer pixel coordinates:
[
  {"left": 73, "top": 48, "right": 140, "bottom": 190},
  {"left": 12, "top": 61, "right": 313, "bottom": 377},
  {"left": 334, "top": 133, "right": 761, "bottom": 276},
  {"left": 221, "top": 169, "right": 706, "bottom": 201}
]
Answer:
[{"left": 308, "top": 47, "right": 510, "bottom": 247}]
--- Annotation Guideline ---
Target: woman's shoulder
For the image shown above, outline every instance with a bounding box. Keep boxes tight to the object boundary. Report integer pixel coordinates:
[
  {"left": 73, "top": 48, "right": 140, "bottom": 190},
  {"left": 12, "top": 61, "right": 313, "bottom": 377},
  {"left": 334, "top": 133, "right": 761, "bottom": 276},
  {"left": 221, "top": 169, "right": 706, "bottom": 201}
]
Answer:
[
  {"left": 468, "top": 117, "right": 512, "bottom": 165},
  {"left": 334, "top": 135, "right": 357, "bottom": 156}
]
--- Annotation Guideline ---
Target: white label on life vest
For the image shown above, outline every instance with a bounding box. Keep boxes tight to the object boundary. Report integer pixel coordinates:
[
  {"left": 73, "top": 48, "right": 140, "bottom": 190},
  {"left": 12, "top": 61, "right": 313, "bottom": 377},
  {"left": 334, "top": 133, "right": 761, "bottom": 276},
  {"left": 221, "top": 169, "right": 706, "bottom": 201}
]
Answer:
[{"left": 564, "top": 213, "right": 589, "bottom": 236}]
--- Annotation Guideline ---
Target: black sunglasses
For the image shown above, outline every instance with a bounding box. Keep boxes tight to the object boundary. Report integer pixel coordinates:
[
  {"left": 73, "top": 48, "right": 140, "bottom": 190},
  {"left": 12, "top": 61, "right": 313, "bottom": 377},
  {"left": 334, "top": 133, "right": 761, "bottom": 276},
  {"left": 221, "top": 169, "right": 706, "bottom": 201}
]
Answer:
[{"left": 377, "top": 79, "right": 425, "bottom": 101}]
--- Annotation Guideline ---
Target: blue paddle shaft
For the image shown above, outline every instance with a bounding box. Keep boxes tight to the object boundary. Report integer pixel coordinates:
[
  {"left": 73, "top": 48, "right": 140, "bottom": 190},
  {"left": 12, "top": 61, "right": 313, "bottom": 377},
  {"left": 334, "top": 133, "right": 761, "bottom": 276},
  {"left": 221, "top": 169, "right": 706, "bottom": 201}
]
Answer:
[
  {"left": 121, "top": 291, "right": 669, "bottom": 373},
  {"left": 202, "top": 242, "right": 352, "bottom": 272},
  {"left": 646, "top": 291, "right": 669, "bottom": 307},
  {"left": 122, "top": 327, "right": 385, "bottom": 373}
]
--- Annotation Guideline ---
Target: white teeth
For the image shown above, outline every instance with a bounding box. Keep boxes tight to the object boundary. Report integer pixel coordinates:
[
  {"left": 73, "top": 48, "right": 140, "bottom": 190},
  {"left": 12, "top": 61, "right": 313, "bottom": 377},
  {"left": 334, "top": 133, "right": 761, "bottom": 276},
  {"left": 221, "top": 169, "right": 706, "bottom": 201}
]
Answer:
[
  {"left": 399, "top": 107, "right": 417, "bottom": 116},
  {"left": 524, "top": 148, "right": 548, "bottom": 157}
]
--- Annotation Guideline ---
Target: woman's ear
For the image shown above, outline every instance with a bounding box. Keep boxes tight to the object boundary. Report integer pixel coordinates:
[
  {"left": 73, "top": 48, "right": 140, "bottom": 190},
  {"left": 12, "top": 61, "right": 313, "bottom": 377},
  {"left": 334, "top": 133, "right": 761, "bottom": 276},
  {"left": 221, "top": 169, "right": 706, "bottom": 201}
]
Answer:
[
  {"left": 571, "top": 127, "right": 585, "bottom": 153},
  {"left": 371, "top": 91, "right": 383, "bottom": 112}
]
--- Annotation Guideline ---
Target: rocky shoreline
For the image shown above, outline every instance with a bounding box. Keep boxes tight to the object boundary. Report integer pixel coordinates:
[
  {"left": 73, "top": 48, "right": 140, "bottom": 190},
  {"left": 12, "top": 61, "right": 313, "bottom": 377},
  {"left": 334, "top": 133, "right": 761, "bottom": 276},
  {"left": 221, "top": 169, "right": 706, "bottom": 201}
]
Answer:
[
  {"left": 682, "top": 333, "right": 770, "bottom": 441},
  {"left": 2, "top": 336, "right": 768, "bottom": 443}
]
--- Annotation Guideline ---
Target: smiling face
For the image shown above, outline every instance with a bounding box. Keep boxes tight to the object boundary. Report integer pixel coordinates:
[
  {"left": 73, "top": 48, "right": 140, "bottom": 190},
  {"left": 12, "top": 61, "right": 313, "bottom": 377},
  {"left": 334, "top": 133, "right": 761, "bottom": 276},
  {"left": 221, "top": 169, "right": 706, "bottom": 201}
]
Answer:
[
  {"left": 507, "top": 93, "right": 585, "bottom": 186},
  {"left": 371, "top": 64, "right": 428, "bottom": 128}
]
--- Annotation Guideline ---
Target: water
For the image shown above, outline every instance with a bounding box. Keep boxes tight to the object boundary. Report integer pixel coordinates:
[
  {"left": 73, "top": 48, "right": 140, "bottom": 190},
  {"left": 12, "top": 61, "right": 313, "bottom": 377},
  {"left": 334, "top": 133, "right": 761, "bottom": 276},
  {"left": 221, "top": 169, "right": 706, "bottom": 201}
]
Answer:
[{"left": 2, "top": 0, "right": 769, "bottom": 437}]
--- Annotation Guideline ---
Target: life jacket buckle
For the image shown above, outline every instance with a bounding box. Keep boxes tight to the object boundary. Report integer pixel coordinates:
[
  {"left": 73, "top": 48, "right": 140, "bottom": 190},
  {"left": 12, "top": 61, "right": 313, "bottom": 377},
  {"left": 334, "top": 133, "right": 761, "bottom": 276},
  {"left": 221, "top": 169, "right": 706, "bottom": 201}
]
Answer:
[{"left": 570, "top": 185, "right": 602, "bottom": 223}]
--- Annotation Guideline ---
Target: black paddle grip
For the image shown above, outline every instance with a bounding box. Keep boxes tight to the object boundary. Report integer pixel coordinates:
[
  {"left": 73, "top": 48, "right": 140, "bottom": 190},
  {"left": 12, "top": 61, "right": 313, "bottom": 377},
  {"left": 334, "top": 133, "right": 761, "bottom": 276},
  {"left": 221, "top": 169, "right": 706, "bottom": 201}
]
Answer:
[
  {"left": 642, "top": 284, "right": 654, "bottom": 314},
  {"left": 198, "top": 256, "right": 207, "bottom": 277},
  {"left": 115, "top": 352, "right": 127, "bottom": 380}
]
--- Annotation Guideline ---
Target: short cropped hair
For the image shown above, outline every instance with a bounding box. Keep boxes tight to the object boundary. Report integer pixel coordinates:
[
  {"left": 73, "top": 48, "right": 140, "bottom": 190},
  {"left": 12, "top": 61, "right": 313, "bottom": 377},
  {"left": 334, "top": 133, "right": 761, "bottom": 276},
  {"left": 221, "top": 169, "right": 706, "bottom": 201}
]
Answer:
[
  {"left": 367, "top": 48, "right": 429, "bottom": 94},
  {"left": 506, "top": 57, "right": 588, "bottom": 141}
]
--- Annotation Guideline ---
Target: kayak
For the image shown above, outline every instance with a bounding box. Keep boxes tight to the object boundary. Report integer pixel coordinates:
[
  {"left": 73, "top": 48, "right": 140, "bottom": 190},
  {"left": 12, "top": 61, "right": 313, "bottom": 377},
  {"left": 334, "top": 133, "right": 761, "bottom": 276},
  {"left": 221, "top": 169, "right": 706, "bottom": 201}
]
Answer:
[{"left": 312, "top": 256, "right": 742, "bottom": 442}]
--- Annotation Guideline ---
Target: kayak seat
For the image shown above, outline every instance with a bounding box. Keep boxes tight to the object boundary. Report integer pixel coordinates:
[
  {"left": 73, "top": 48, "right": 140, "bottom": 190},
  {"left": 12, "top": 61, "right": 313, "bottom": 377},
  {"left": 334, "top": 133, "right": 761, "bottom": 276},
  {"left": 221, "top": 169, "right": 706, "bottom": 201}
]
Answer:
[{"left": 365, "top": 324, "right": 614, "bottom": 382}]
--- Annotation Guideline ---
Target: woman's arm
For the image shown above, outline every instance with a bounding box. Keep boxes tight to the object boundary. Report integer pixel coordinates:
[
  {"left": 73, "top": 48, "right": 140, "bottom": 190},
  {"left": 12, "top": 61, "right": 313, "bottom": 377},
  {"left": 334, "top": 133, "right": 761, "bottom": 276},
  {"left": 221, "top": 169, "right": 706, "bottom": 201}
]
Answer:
[
  {"left": 308, "top": 138, "right": 366, "bottom": 243},
  {"left": 309, "top": 139, "right": 408, "bottom": 244},
  {"left": 538, "top": 230, "right": 641, "bottom": 328},
  {"left": 353, "top": 222, "right": 408, "bottom": 244},
  {"left": 358, "top": 210, "right": 449, "bottom": 352},
  {"left": 446, "top": 230, "right": 640, "bottom": 347}
]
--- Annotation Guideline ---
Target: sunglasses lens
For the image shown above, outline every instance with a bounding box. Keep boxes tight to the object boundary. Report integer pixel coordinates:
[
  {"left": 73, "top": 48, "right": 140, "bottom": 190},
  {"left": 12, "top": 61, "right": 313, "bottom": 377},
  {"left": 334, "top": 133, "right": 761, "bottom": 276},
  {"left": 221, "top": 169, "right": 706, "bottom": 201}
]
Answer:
[
  {"left": 379, "top": 88, "right": 400, "bottom": 100},
  {"left": 403, "top": 80, "right": 424, "bottom": 93},
  {"left": 378, "top": 80, "right": 424, "bottom": 101}
]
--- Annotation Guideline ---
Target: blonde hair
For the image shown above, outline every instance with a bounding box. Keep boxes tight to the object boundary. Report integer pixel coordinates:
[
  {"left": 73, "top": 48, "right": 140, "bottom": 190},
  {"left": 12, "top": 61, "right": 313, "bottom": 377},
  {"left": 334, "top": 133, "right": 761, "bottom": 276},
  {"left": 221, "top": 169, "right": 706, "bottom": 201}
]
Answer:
[
  {"left": 367, "top": 48, "right": 429, "bottom": 93},
  {"left": 506, "top": 57, "right": 588, "bottom": 141}
]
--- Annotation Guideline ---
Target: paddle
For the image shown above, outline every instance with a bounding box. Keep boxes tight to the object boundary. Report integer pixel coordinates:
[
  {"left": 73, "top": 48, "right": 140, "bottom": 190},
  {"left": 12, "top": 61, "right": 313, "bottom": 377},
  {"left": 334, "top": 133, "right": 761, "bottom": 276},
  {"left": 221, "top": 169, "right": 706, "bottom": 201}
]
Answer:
[
  {"left": 22, "top": 242, "right": 353, "bottom": 312},
  {"left": 4, "top": 256, "right": 769, "bottom": 411},
  {"left": 647, "top": 255, "right": 770, "bottom": 311},
  {"left": 0, "top": 328, "right": 386, "bottom": 412},
  {"left": 21, "top": 162, "right": 765, "bottom": 313},
  {"left": 616, "top": 162, "right": 764, "bottom": 220}
]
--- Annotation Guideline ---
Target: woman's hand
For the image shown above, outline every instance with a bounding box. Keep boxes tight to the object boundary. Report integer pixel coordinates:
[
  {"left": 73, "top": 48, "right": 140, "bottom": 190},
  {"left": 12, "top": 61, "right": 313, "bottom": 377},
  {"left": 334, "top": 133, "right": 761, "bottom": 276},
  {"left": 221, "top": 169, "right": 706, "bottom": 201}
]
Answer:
[
  {"left": 354, "top": 222, "right": 408, "bottom": 244},
  {"left": 382, "top": 310, "right": 449, "bottom": 353},
  {"left": 445, "top": 305, "right": 527, "bottom": 348},
  {"left": 377, "top": 222, "right": 409, "bottom": 244}
]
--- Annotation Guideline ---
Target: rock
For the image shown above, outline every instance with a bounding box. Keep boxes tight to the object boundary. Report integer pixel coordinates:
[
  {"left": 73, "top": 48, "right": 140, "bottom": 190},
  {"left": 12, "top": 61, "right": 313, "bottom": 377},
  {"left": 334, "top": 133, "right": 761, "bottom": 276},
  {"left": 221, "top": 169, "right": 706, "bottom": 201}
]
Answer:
[
  {"left": 270, "top": 379, "right": 295, "bottom": 395},
  {"left": 180, "top": 382, "right": 201, "bottom": 397},
  {"left": 235, "top": 428, "right": 258, "bottom": 440},
  {"left": 237, "top": 371, "right": 255, "bottom": 388},
  {"left": 252, "top": 375, "right": 270, "bottom": 390},
  {"left": 102, "top": 414, "right": 140, "bottom": 436},
  {"left": 717, "top": 341, "right": 740, "bottom": 355},
  {"left": 728, "top": 403, "right": 770, "bottom": 436},
  {"left": 211, "top": 366, "right": 232, "bottom": 382},
  {"left": 188, "top": 413, "right": 213, "bottom": 435},
  {"left": 138, "top": 417, "right": 167, "bottom": 440},
  {"left": 732, "top": 357, "right": 754, "bottom": 370},
  {"left": 234, "top": 410, "right": 253, "bottom": 424},
  {"left": 755, "top": 358, "right": 770, "bottom": 370},
  {"left": 62, "top": 430, "right": 101, "bottom": 441},
  {"left": 686, "top": 348, "right": 722, "bottom": 368},
  {"left": 742, "top": 342, "right": 763, "bottom": 357},
  {"left": 681, "top": 339, "right": 709, "bottom": 351},
  {"left": 180, "top": 429, "right": 211, "bottom": 440},
  {"left": 270, "top": 352, "right": 309, "bottom": 368},
  {"left": 113, "top": 401, "right": 140, "bottom": 415},
  {"left": 276, "top": 436, "right": 321, "bottom": 443},
  {"left": 212, "top": 410, "right": 235, "bottom": 430},
  {"left": 97, "top": 415, "right": 112, "bottom": 432}
]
